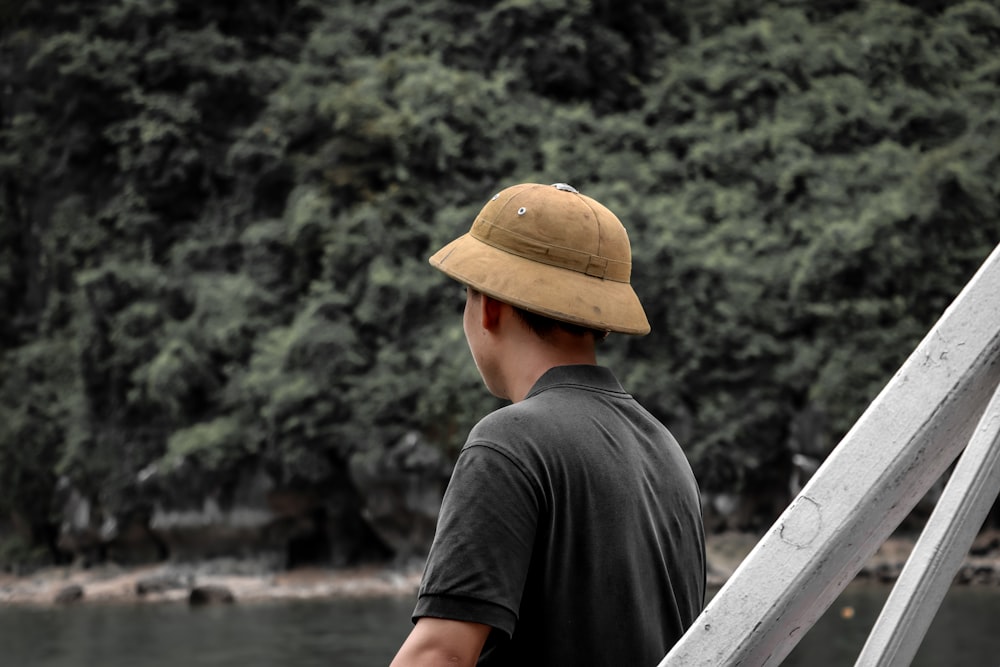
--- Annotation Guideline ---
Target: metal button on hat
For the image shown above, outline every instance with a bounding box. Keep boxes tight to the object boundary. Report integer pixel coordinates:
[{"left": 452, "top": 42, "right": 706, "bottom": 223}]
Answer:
[{"left": 428, "top": 183, "right": 650, "bottom": 335}]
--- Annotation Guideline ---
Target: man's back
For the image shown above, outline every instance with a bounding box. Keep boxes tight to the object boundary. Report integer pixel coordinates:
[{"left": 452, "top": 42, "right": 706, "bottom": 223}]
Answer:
[{"left": 415, "top": 365, "right": 706, "bottom": 665}]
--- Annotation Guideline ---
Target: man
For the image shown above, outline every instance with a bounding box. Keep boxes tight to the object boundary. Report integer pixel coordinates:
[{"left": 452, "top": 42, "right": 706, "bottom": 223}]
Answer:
[{"left": 391, "top": 183, "right": 705, "bottom": 666}]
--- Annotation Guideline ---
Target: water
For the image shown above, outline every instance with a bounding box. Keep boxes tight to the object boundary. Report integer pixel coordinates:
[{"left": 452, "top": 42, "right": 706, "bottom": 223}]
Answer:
[
  {"left": 0, "top": 596, "right": 414, "bottom": 667},
  {"left": 784, "top": 582, "right": 1000, "bottom": 666},
  {"left": 0, "top": 584, "right": 996, "bottom": 666}
]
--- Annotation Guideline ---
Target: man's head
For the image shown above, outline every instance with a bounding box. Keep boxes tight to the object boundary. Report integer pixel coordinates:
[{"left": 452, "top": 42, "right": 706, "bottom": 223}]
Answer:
[{"left": 429, "top": 183, "right": 650, "bottom": 336}]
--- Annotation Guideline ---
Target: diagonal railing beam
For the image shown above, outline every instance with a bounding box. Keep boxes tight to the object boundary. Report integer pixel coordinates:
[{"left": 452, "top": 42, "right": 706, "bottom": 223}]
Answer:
[
  {"left": 659, "top": 243, "right": 1000, "bottom": 667},
  {"left": 855, "top": 380, "right": 1000, "bottom": 667}
]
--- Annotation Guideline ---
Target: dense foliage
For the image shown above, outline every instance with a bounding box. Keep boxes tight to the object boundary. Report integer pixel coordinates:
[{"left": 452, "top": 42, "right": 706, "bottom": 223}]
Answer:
[{"left": 2, "top": 0, "right": 998, "bottom": 559}]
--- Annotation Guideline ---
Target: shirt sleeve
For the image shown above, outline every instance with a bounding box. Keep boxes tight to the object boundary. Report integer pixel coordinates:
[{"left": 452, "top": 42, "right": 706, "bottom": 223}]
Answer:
[{"left": 413, "top": 441, "right": 540, "bottom": 638}]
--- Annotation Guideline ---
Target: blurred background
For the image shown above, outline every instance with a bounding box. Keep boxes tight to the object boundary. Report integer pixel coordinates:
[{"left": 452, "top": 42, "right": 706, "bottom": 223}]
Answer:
[{"left": 1, "top": 0, "right": 999, "bottom": 639}]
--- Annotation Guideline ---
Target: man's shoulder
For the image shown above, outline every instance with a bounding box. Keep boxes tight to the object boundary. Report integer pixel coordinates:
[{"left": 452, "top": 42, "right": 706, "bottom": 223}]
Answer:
[
  {"left": 466, "top": 384, "right": 618, "bottom": 455},
  {"left": 461, "top": 398, "right": 566, "bottom": 463},
  {"left": 467, "top": 400, "right": 536, "bottom": 443}
]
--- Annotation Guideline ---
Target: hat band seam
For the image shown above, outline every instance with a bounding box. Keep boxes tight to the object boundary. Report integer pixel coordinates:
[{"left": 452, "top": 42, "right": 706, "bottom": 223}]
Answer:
[{"left": 472, "top": 219, "right": 630, "bottom": 283}]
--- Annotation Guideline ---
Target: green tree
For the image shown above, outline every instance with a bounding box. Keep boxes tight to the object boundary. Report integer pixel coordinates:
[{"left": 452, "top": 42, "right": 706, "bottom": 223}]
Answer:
[{"left": 2, "top": 0, "right": 998, "bottom": 565}]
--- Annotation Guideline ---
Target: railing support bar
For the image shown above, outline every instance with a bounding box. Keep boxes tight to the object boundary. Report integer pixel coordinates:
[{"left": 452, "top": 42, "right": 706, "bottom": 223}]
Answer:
[{"left": 855, "top": 382, "right": 1000, "bottom": 667}]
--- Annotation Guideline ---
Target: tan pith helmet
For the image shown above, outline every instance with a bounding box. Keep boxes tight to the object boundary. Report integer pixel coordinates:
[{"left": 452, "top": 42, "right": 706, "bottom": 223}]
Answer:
[{"left": 429, "top": 183, "right": 650, "bottom": 335}]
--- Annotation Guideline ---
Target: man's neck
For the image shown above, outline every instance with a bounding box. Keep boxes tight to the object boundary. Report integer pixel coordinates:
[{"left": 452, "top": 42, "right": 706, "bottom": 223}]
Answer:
[{"left": 500, "top": 336, "right": 597, "bottom": 403}]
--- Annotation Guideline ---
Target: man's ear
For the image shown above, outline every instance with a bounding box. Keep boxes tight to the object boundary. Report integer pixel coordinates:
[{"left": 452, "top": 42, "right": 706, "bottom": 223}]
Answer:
[{"left": 480, "top": 293, "right": 505, "bottom": 332}]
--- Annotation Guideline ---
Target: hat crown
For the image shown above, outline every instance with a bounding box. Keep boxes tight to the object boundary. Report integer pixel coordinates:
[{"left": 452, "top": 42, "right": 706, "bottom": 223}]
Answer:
[{"left": 470, "top": 184, "right": 632, "bottom": 282}]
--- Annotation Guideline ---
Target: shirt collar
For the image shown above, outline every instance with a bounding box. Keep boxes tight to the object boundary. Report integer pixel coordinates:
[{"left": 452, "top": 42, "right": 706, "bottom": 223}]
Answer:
[{"left": 525, "top": 364, "right": 626, "bottom": 398}]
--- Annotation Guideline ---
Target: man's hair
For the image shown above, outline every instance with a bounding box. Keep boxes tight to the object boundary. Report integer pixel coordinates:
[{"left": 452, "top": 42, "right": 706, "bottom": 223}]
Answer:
[{"left": 512, "top": 306, "right": 609, "bottom": 342}]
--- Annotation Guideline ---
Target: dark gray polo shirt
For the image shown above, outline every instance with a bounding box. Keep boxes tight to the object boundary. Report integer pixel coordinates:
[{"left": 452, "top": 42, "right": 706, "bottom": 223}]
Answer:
[{"left": 414, "top": 365, "right": 706, "bottom": 666}]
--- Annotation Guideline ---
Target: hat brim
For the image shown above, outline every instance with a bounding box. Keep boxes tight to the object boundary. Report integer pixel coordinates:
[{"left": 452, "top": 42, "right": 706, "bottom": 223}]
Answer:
[{"left": 430, "top": 233, "right": 650, "bottom": 335}]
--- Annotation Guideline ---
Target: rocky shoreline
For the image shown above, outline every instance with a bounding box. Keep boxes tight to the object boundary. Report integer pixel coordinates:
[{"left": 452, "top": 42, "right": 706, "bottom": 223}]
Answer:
[
  {"left": 0, "top": 561, "right": 425, "bottom": 606},
  {"left": 2, "top": 531, "right": 998, "bottom": 607},
  {"left": 704, "top": 530, "right": 1000, "bottom": 588}
]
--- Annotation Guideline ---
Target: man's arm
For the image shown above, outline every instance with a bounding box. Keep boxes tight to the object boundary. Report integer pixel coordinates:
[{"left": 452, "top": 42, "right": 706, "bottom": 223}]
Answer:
[{"left": 390, "top": 617, "right": 491, "bottom": 667}]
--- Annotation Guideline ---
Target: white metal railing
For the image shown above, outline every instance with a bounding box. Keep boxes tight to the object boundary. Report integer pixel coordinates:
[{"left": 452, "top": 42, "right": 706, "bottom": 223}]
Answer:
[{"left": 659, "top": 243, "right": 1000, "bottom": 667}]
